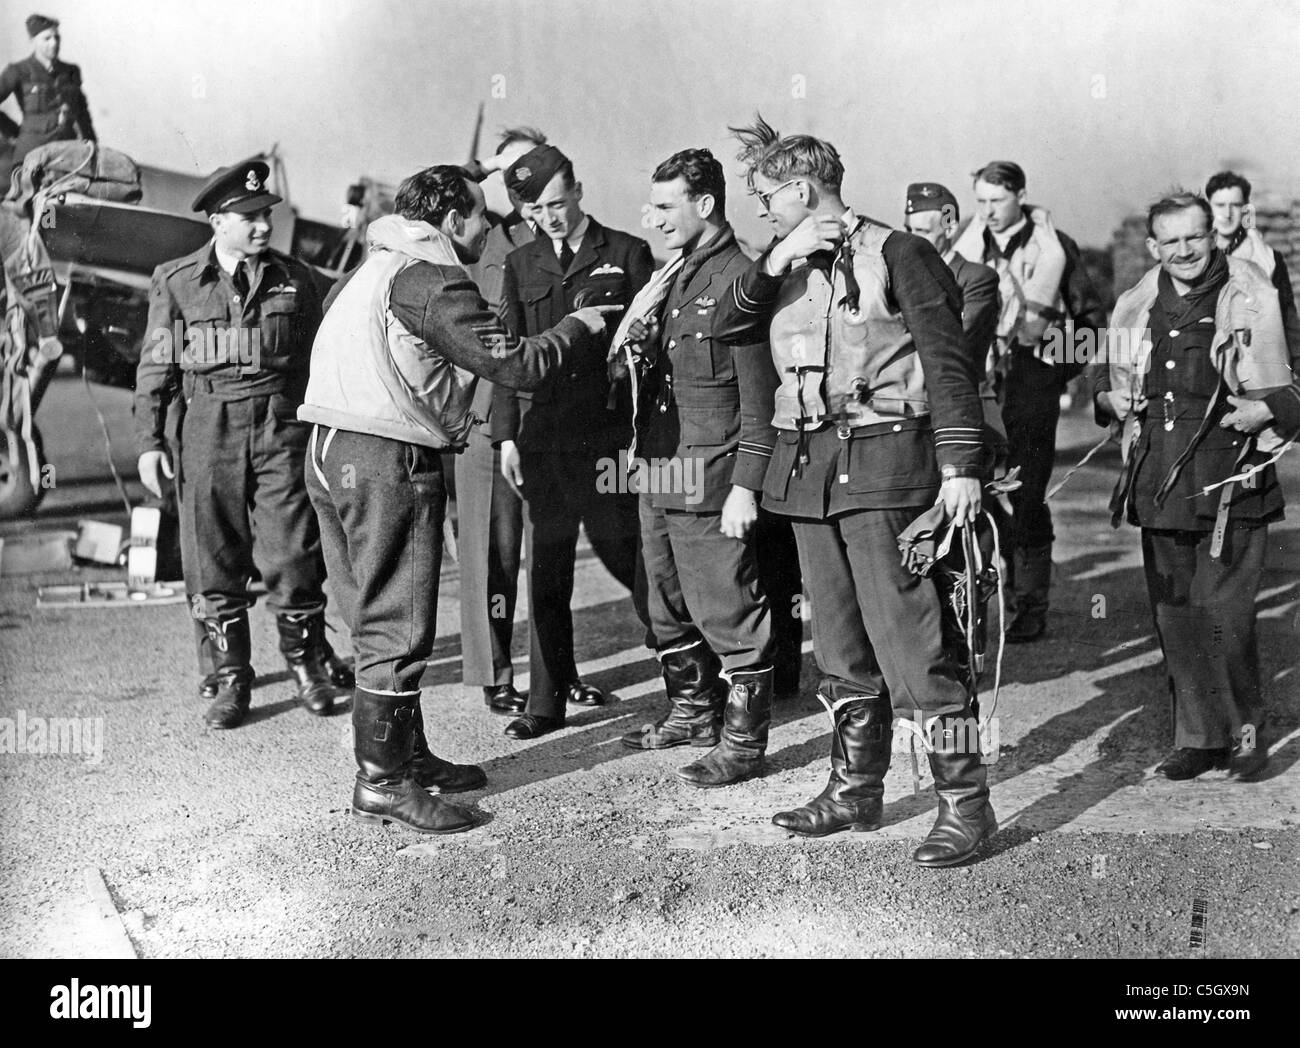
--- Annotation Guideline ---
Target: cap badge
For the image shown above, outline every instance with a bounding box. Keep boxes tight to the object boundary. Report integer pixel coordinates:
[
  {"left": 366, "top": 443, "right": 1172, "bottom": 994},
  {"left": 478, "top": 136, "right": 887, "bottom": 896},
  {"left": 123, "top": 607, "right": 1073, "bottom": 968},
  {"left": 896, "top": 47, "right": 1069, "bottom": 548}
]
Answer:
[
  {"left": 514, "top": 166, "right": 531, "bottom": 182},
  {"left": 245, "top": 170, "right": 262, "bottom": 192},
  {"left": 919, "top": 186, "right": 936, "bottom": 196}
]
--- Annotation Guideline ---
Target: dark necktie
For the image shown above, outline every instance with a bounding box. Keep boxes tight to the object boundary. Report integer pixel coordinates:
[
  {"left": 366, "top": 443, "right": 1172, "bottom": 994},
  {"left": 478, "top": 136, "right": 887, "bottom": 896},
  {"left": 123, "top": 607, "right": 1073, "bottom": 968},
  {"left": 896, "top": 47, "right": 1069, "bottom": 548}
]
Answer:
[
  {"left": 233, "top": 261, "right": 250, "bottom": 299},
  {"left": 559, "top": 240, "right": 575, "bottom": 272}
]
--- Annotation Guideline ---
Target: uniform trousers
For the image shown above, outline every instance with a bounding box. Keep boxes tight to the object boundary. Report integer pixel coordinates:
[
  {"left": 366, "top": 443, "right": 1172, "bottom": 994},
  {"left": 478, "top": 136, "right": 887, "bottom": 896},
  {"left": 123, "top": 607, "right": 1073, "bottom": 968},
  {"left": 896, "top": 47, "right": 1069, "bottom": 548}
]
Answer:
[
  {"left": 180, "top": 390, "right": 324, "bottom": 623},
  {"left": 305, "top": 427, "right": 443, "bottom": 695},
  {"left": 791, "top": 505, "right": 970, "bottom": 718},
  {"left": 1001, "top": 348, "right": 1064, "bottom": 550},
  {"left": 453, "top": 427, "right": 523, "bottom": 688},
  {"left": 638, "top": 495, "right": 771, "bottom": 673},
  {"left": 1141, "top": 525, "right": 1267, "bottom": 750},
  {"left": 519, "top": 447, "right": 648, "bottom": 718},
  {"left": 755, "top": 508, "right": 804, "bottom": 688}
]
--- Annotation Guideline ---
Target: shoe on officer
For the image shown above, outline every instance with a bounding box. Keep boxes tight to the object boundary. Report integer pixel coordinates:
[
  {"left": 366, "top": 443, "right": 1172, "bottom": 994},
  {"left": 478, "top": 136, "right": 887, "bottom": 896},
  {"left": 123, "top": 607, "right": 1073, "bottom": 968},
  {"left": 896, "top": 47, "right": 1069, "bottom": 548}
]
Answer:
[{"left": 484, "top": 684, "right": 527, "bottom": 715}]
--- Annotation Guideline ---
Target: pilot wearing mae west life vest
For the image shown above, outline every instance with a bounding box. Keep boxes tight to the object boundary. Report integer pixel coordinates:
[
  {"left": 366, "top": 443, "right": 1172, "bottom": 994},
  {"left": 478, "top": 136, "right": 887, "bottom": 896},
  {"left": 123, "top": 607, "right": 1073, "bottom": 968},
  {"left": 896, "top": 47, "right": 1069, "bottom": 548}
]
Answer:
[
  {"left": 714, "top": 116, "right": 995, "bottom": 869},
  {"left": 1094, "top": 190, "right": 1300, "bottom": 783}
]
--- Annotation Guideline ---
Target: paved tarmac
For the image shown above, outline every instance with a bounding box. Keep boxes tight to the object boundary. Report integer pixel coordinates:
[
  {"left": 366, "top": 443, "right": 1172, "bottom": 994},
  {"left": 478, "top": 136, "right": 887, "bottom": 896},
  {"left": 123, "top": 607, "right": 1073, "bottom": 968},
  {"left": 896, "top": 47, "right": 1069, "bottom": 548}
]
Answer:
[{"left": 0, "top": 372, "right": 1296, "bottom": 958}]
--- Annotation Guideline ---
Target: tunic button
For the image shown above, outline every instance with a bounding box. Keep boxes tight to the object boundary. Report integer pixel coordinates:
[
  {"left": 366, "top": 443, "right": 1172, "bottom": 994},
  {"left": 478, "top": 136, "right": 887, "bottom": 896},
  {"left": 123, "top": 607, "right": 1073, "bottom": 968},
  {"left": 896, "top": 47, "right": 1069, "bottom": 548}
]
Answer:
[
  {"left": 670, "top": 309, "right": 680, "bottom": 318},
  {"left": 668, "top": 339, "right": 677, "bottom": 349},
  {"left": 1165, "top": 360, "right": 1175, "bottom": 369},
  {"left": 892, "top": 424, "right": 902, "bottom": 432},
  {"left": 1170, "top": 328, "right": 1180, "bottom": 338},
  {"left": 695, "top": 332, "right": 706, "bottom": 340}
]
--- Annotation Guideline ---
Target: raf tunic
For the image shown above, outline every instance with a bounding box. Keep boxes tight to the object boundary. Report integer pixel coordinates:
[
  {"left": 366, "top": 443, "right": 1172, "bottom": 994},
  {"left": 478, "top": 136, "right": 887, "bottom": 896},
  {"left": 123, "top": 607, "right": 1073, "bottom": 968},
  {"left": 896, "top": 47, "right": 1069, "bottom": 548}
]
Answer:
[
  {"left": 0, "top": 55, "right": 95, "bottom": 174},
  {"left": 134, "top": 242, "right": 326, "bottom": 624},
  {"left": 635, "top": 224, "right": 778, "bottom": 673},
  {"left": 715, "top": 224, "right": 985, "bottom": 716},
  {"left": 496, "top": 216, "right": 654, "bottom": 717}
]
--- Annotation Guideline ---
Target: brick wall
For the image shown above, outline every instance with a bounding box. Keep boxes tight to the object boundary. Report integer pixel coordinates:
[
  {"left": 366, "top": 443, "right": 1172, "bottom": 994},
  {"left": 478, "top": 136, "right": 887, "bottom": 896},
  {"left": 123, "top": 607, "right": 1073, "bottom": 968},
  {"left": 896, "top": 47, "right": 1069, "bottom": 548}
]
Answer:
[{"left": 1110, "top": 193, "right": 1300, "bottom": 303}]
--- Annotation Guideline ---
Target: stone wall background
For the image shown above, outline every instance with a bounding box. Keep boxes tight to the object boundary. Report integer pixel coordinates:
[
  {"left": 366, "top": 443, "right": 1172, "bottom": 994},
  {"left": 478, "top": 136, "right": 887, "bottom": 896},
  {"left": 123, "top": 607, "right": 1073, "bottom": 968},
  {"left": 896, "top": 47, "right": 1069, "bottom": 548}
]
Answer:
[{"left": 1109, "top": 193, "right": 1300, "bottom": 306}]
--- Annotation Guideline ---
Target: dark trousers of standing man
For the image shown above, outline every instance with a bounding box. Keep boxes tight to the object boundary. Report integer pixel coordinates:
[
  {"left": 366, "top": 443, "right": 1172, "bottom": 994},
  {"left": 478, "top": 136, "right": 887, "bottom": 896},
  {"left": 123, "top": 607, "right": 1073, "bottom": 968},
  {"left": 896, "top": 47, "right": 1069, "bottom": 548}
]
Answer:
[
  {"left": 1000, "top": 348, "right": 1063, "bottom": 552},
  {"left": 755, "top": 508, "right": 804, "bottom": 694},
  {"left": 304, "top": 426, "right": 443, "bottom": 694},
  {"left": 793, "top": 506, "right": 969, "bottom": 719},
  {"left": 454, "top": 427, "right": 523, "bottom": 689},
  {"left": 180, "top": 388, "right": 325, "bottom": 623},
  {"left": 519, "top": 446, "right": 646, "bottom": 719},
  {"left": 1141, "top": 525, "right": 1267, "bottom": 751},
  {"left": 639, "top": 497, "right": 772, "bottom": 673}
]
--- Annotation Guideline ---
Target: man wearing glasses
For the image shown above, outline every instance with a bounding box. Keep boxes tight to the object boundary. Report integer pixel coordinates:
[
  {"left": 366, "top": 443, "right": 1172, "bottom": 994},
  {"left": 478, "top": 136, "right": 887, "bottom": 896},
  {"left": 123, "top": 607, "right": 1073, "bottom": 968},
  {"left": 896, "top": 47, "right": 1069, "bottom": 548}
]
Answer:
[{"left": 714, "top": 117, "right": 995, "bottom": 868}]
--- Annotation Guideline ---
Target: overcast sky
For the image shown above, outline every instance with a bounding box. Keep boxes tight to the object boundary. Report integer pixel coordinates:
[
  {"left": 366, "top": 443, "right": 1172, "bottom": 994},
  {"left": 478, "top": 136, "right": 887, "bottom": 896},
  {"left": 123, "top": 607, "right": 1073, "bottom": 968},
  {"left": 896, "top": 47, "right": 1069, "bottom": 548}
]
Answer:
[{"left": 5, "top": 0, "right": 1299, "bottom": 250}]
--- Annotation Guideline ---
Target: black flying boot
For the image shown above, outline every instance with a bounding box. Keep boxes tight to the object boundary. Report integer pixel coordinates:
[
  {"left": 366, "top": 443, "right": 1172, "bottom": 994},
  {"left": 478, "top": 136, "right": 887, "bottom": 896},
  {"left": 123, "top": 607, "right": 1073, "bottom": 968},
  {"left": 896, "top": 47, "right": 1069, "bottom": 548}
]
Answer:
[
  {"left": 622, "top": 639, "right": 724, "bottom": 750},
  {"left": 772, "top": 693, "right": 892, "bottom": 836},
  {"left": 350, "top": 688, "right": 477, "bottom": 834},
  {"left": 313, "top": 617, "right": 355, "bottom": 688},
  {"left": 1006, "top": 543, "right": 1052, "bottom": 643},
  {"left": 201, "top": 614, "right": 255, "bottom": 729},
  {"left": 198, "top": 617, "right": 258, "bottom": 700},
  {"left": 675, "top": 667, "right": 773, "bottom": 788},
  {"left": 912, "top": 716, "right": 997, "bottom": 867},
  {"left": 410, "top": 698, "right": 488, "bottom": 793},
  {"left": 276, "top": 612, "right": 337, "bottom": 716}
]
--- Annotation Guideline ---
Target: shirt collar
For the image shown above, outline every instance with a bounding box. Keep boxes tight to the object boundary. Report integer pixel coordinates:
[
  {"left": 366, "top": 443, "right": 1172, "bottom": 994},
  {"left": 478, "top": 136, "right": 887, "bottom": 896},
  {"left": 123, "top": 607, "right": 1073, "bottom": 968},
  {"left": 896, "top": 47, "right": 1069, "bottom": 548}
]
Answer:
[
  {"left": 990, "top": 215, "right": 1028, "bottom": 251},
  {"left": 203, "top": 241, "right": 279, "bottom": 285},
  {"left": 1223, "top": 226, "right": 1248, "bottom": 255},
  {"left": 212, "top": 241, "right": 247, "bottom": 276}
]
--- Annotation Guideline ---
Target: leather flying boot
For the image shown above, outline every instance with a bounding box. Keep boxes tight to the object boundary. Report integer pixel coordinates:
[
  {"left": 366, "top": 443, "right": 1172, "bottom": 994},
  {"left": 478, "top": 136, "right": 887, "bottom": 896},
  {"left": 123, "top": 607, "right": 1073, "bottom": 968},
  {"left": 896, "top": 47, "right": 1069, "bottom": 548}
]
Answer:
[
  {"left": 316, "top": 623, "right": 355, "bottom": 689},
  {"left": 1006, "top": 543, "right": 1051, "bottom": 643},
  {"left": 276, "top": 612, "right": 337, "bottom": 716},
  {"left": 622, "top": 639, "right": 724, "bottom": 750},
  {"left": 198, "top": 617, "right": 258, "bottom": 700},
  {"left": 410, "top": 698, "right": 488, "bottom": 793},
  {"left": 350, "top": 688, "right": 477, "bottom": 834},
  {"left": 772, "top": 693, "right": 892, "bottom": 837},
  {"left": 912, "top": 715, "right": 997, "bottom": 867},
  {"left": 202, "top": 614, "right": 255, "bottom": 729},
  {"left": 197, "top": 617, "right": 217, "bottom": 699},
  {"left": 676, "top": 667, "right": 773, "bottom": 788}
]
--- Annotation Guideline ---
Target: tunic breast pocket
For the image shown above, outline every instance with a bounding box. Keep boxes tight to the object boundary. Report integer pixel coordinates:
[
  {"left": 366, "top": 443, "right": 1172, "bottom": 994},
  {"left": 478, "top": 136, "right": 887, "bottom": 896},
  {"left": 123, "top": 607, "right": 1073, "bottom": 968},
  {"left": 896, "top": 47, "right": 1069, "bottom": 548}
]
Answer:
[
  {"left": 260, "top": 294, "right": 304, "bottom": 362},
  {"left": 574, "top": 275, "right": 629, "bottom": 312},
  {"left": 673, "top": 328, "right": 730, "bottom": 380},
  {"left": 178, "top": 304, "right": 232, "bottom": 370},
  {"left": 521, "top": 284, "right": 555, "bottom": 332},
  {"left": 27, "top": 82, "right": 56, "bottom": 112}
]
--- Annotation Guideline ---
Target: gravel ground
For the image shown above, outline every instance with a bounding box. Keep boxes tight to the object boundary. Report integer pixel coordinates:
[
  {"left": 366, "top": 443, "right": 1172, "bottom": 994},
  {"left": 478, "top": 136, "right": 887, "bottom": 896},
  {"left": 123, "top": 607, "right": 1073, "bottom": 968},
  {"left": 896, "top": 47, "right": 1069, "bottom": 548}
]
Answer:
[{"left": 0, "top": 376, "right": 1296, "bottom": 958}]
